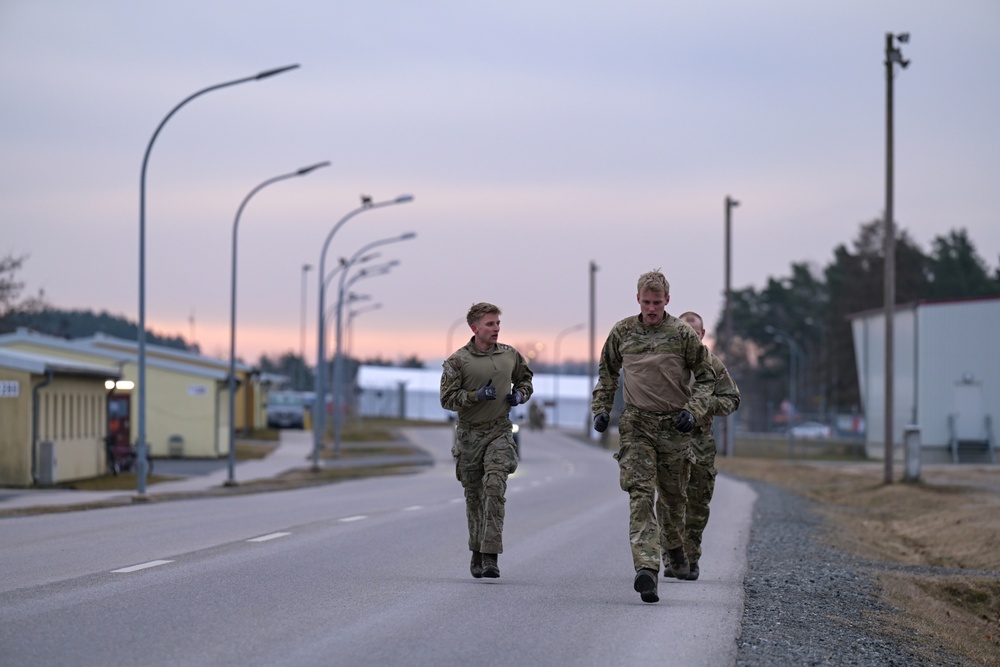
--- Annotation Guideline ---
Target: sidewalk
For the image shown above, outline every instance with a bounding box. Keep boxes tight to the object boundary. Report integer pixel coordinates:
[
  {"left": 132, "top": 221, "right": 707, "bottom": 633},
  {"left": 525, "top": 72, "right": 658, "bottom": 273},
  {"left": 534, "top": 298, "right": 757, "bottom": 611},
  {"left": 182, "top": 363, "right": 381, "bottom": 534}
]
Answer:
[{"left": 0, "top": 429, "right": 433, "bottom": 514}]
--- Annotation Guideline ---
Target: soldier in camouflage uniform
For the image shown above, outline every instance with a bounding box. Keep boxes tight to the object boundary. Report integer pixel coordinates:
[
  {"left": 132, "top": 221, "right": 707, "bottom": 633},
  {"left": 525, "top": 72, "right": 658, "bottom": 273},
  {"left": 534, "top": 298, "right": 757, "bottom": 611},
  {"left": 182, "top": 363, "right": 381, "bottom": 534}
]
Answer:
[
  {"left": 440, "top": 302, "right": 533, "bottom": 580},
  {"left": 592, "top": 271, "right": 715, "bottom": 603},
  {"left": 659, "top": 311, "right": 741, "bottom": 582}
]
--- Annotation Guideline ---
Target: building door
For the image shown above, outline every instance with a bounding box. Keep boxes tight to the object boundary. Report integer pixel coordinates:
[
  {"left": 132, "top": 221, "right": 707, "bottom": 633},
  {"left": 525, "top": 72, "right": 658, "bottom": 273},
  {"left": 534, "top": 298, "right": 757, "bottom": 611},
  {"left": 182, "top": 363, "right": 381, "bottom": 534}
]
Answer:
[
  {"left": 952, "top": 382, "right": 984, "bottom": 440},
  {"left": 107, "top": 395, "right": 131, "bottom": 451}
]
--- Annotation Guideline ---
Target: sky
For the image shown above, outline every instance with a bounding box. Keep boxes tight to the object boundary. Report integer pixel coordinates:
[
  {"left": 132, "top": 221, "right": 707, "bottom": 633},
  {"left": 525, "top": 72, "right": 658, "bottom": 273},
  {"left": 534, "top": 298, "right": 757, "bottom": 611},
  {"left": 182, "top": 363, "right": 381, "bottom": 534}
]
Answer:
[{"left": 2, "top": 1, "right": 998, "bottom": 369}]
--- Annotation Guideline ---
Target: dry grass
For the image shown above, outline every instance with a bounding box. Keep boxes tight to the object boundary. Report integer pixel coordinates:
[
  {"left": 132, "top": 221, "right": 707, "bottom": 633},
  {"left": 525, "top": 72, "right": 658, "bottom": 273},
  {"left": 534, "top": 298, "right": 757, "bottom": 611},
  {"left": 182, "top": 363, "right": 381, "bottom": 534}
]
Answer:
[{"left": 717, "top": 456, "right": 1000, "bottom": 666}]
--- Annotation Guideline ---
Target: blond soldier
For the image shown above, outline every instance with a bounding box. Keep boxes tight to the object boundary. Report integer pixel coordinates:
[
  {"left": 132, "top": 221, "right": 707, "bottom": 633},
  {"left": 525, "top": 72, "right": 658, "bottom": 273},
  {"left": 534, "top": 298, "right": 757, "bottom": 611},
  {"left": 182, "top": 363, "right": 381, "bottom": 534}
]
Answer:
[
  {"left": 659, "top": 310, "right": 741, "bottom": 581},
  {"left": 440, "top": 302, "right": 533, "bottom": 579},
  {"left": 593, "top": 270, "right": 715, "bottom": 603}
]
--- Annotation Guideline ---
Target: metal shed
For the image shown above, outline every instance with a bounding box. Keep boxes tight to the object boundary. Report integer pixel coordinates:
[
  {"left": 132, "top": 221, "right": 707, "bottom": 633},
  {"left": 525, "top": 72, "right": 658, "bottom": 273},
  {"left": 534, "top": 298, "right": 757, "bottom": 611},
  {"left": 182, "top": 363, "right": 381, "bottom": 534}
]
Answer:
[{"left": 851, "top": 296, "right": 999, "bottom": 463}]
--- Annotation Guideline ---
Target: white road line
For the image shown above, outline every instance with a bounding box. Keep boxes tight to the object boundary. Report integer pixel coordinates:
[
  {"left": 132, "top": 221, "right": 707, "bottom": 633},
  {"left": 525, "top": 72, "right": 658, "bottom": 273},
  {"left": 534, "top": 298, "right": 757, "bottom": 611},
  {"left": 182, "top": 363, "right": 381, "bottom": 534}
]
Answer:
[
  {"left": 340, "top": 515, "right": 367, "bottom": 523},
  {"left": 112, "top": 560, "right": 174, "bottom": 573},
  {"left": 403, "top": 505, "right": 423, "bottom": 511},
  {"left": 247, "top": 532, "right": 291, "bottom": 543}
]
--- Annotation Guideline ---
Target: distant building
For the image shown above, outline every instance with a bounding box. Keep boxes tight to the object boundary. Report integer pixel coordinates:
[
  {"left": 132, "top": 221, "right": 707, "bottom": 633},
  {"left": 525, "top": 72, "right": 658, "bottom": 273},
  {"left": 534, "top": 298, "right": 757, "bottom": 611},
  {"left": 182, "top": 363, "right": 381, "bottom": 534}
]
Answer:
[
  {"left": 355, "top": 364, "right": 595, "bottom": 430},
  {"left": 0, "top": 347, "right": 120, "bottom": 486},
  {"left": 850, "top": 296, "right": 999, "bottom": 463}
]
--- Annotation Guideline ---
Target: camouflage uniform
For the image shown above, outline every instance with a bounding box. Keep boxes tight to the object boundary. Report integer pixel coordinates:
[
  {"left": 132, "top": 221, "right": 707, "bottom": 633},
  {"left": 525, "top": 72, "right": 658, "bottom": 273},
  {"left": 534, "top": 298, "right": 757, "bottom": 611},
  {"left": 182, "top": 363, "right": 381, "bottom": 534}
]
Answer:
[
  {"left": 658, "top": 350, "right": 740, "bottom": 566},
  {"left": 441, "top": 337, "right": 533, "bottom": 555},
  {"left": 593, "top": 313, "right": 715, "bottom": 573}
]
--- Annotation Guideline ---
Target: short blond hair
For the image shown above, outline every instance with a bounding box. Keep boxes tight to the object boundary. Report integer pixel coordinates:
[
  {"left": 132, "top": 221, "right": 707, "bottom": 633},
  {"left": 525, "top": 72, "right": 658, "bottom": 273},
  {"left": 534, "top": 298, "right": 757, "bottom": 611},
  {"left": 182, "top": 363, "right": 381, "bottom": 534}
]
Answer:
[
  {"left": 637, "top": 270, "right": 669, "bottom": 296},
  {"left": 467, "top": 302, "right": 501, "bottom": 326}
]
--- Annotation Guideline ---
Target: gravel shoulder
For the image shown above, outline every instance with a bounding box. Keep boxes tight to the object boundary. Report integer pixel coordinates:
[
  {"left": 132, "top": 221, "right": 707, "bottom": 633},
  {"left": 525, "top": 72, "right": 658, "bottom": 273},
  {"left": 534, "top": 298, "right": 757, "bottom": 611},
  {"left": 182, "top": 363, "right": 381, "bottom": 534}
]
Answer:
[{"left": 720, "top": 459, "right": 999, "bottom": 667}]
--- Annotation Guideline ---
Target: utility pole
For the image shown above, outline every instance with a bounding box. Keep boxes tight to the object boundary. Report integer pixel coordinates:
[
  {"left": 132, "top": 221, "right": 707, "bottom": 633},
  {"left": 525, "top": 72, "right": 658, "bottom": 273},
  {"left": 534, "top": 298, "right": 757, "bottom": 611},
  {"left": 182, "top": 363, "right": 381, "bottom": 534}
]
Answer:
[
  {"left": 883, "top": 31, "right": 909, "bottom": 485},
  {"left": 723, "top": 195, "right": 739, "bottom": 457},
  {"left": 588, "top": 260, "right": 598, "bottom": 439}
]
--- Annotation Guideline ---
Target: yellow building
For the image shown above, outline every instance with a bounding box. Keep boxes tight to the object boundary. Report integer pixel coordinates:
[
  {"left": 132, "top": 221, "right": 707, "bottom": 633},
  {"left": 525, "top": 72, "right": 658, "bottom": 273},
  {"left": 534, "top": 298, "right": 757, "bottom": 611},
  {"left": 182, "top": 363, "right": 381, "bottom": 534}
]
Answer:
[
  {"left": 75, "top": 333, "right": 263, "bottom": 434},
  {"left": 0, "top": 347, "right": 120, "bottom": 486},
  {"left": 0, "top": 329, "right": 245, "bottom": 462}
]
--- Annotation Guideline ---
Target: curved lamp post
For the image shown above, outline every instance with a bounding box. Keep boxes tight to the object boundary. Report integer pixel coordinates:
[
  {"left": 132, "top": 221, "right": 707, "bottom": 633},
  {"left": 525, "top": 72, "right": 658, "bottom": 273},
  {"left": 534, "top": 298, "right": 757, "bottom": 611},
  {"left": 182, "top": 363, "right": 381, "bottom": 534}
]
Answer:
[
  {"left": 313, "top": 196, "right": 414, "bottom": 468},
  {"left": 226, "top": 161, "right": 329, "bottom": 486},
  {"left": 136, "top": 64, "right": 299, "bottom": 496},
  {"left": 347, "top": 303, "right": 383, "bottom": 357},
  {"left": 553, "top": 323, "right": 585, "bottom": 428},
  {"left": 332, "top": 236, "right": 415, "bottom": 454}
]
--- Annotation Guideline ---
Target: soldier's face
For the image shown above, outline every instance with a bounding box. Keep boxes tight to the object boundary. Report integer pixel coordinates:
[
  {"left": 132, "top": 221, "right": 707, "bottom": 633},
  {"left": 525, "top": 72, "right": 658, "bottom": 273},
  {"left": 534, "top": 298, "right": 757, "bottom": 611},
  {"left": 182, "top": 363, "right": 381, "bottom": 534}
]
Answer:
[
  {"left": 637, "top": 289, "right": 668, "bottom": 325},
  {"left": 681, "top": 314, "right": 706, "bottom": 341},
  {"left": 471, "top": 313, "right": 500, "bottom": 346}
]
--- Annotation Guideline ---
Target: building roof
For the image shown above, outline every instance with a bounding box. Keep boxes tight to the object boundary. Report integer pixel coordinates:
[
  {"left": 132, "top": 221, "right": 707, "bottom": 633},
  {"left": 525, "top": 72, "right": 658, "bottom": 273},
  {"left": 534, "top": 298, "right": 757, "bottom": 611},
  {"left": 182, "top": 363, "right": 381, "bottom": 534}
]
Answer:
[
  {"left": 0, "top": 347, "right": 121, "bottom": 378},
  {"left": 0, "top": 329, "right": 229, "bottom": 380},
  {"left": 848, "top": 294, "right": 1000, "bottom": 321}
]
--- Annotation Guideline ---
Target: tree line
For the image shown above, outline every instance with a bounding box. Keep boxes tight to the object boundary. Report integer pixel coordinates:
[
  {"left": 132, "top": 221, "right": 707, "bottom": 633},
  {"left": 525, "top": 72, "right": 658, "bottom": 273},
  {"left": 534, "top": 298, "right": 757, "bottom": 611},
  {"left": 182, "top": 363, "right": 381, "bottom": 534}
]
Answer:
[{"left": 715, "top": 221, "right": 1000, "bottom": 432}]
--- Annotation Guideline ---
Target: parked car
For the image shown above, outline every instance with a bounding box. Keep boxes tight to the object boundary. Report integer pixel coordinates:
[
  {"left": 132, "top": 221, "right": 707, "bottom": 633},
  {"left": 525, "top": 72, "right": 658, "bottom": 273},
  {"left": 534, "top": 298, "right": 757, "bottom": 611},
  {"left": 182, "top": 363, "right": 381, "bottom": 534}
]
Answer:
[
  {"left": 790, "top": 421, "right": 833, "bottom": 439},
  {"left": 266, "top": 391, "right": 306, "bottom": 429}
]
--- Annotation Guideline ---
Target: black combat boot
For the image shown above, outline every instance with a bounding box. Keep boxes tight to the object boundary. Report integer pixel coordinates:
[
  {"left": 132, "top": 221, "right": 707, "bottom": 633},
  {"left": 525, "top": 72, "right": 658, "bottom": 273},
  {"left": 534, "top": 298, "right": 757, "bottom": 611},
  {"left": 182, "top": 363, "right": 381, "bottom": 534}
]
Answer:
[
  {"left": 633, "top": 568, "right": 659, "bottom": 603},
  {"left": 482, "top": 553, "right": 500, "bottom": 578},
  {"left": 667, "top": 547, "right": 690, "bottom": 580},
  {"left": 686, "top": 560, "right": 700, "bottom": 581},
  {"left": 470, "top": 551, "right": 483, "bottom": 578}
]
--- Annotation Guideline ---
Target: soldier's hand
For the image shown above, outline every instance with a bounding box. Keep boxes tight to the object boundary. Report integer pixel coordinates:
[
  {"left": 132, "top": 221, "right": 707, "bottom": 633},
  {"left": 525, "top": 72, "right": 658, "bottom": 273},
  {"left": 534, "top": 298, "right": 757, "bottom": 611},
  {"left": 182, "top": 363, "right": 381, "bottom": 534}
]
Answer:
[
  {"left": 476, "top": 379, "right": 496, "bottom": 401},
  {"left": 594, "top": 412, "right": 610, "bottom": 433},
  {"left": 506, "top": 390, "right": 522, "bottom": 406},
  {"left": 674, "top": 409, "right": 695, "bottom": 433}
]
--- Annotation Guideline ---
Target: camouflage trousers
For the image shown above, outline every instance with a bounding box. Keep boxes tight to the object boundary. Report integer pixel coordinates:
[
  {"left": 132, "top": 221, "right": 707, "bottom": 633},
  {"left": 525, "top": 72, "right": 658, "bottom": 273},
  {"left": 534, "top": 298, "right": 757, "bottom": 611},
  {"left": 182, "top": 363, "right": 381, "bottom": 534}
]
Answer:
[
  {"left": 614, "top": 406, "right": 692, "bottom": 573},
  {"left": 658, "top": 429, "right": 717, "bottom": 564},
  {"left": 452, "top": 417, "right": 519, "bottom": 554}
]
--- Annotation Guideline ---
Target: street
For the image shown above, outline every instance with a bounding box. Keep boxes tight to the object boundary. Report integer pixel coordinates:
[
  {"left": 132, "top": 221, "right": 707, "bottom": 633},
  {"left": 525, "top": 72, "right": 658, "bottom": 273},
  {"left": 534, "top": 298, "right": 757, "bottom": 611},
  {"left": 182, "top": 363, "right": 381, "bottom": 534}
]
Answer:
[{"left": 0, "top": 427, "right": 756, "bottom": 667}]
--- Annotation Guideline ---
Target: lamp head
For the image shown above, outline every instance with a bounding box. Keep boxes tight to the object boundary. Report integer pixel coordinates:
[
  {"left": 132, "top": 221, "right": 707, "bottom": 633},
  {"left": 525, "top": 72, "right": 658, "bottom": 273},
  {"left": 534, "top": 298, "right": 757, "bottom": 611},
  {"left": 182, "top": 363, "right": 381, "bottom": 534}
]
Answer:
[
  {"left": 394, "top": 194, "right": 415, "bottom": 204},
  {"left": 399, "top": 232, "right": 417, "bottom": 240},
  {"left": 256, "top": 64, "right": 300, "bottom": 80},
  {"left": 297, "top": 161, "right": 330, "bottom": 175}
]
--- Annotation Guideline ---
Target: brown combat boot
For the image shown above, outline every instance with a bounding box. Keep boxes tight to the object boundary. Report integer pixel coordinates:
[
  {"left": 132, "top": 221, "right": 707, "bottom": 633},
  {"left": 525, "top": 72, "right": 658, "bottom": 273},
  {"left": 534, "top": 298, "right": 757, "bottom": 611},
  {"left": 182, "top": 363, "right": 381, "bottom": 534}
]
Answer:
[
  {"left": 470, "top": 551, "right": 483, "bottom": 578},
  {"left": 667, "top": 547, "right": 690, "bottom": 580},
  {"left": 481, "top": 553, "right": 500, "bottom": 578}
]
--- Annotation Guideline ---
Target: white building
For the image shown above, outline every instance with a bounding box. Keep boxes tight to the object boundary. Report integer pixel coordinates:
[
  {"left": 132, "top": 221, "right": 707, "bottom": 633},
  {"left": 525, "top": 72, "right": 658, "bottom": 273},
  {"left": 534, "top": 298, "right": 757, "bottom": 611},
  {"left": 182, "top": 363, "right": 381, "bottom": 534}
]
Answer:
[
  {"left": 851, "top": 296, "right": 999, "bottom": 463},
  {"left": 355, "top": 364, "right": 595, "bottom": 430}
]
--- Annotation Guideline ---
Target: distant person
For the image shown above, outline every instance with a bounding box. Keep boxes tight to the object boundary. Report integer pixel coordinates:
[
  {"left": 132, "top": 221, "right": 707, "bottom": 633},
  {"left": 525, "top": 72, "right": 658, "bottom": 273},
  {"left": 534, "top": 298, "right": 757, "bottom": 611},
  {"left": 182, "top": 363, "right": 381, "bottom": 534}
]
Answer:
[
  {"left": 659, "top": 310, "right": 741, "bottom": 581},
  {"left": 592, "top": 270, "right": 715, "bottom": 603},
  {"left": 440, "top": 302, "right": 534, "bottom": 579}
]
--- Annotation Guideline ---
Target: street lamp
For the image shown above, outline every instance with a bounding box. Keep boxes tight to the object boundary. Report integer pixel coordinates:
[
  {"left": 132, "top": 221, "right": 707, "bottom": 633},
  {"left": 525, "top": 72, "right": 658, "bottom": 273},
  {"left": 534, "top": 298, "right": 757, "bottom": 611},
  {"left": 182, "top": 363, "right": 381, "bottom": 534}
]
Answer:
[
  {"left": 766, "top": 325, "right": 805, "bottom": 456},
  {"left": 553, "top": 323, "right": 585, "bottom": 428},
  {"left": 446, "top": 317, "right": 466, "bottom": 358},
  {"left": 347, "top": 303, "right": 383, "bottom": 357},
  {"left": 136, "top": 64, "right": 299, "bottom": 496},
  {"left": 332, "top": 235, "right": 415, "bottom": 455},
  {"left": 884, "top": 31, "right": 910, "bottom": 485},
  {"left": 313, "top": 198, "right": 414, "bottom": 468},
  {"left": 723, "top": 195, "right": 739, "bottom": 457},
  {"left": 226, "top": 161, "right": 329, "bottom": 486},
  {"left": 300, "top": 263, "right": 313, "bottom": 389}
]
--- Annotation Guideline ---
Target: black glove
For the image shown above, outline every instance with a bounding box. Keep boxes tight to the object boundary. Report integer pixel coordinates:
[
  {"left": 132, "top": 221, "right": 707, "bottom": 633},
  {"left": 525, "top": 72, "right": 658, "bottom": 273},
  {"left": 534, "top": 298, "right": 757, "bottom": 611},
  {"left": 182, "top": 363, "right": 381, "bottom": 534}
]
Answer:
[
  {"left": 506, "top": 390, "right": 522, "bottom": 406},
  {"left": 674, "top": 409, "right": 695, "bottom": 433},
  {"left": 594, "top": 412, "right": 610, "bottom": 433},
  {"left": 476, "top": 379, "right": 496, "bottom": 401}
]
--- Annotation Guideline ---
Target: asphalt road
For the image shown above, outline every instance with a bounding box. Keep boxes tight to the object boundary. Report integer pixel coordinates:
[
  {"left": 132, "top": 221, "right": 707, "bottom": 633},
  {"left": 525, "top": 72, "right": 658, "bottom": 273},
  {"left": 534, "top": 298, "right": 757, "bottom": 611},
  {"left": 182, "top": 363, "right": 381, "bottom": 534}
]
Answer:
[{"left": 0, "top": 427, "right": 756, "bottom": 667}]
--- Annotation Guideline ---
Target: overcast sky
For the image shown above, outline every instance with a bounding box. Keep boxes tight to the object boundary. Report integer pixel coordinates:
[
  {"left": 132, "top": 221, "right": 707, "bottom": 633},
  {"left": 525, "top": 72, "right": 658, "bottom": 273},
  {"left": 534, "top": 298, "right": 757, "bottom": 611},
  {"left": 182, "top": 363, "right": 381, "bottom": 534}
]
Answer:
[{"left": 2, "top": 1, "right": 998, "bottom": 368}]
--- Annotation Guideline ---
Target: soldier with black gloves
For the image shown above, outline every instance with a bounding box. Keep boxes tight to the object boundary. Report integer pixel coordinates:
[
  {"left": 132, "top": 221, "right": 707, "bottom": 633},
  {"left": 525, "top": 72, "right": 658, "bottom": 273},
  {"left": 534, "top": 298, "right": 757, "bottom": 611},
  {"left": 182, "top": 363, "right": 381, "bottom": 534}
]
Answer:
[
  {"left": 592, "top": 270, "right": 715, "bottom": 604},
  {"left": 440, "top": 302, "right": 533, "bottom": 580}
]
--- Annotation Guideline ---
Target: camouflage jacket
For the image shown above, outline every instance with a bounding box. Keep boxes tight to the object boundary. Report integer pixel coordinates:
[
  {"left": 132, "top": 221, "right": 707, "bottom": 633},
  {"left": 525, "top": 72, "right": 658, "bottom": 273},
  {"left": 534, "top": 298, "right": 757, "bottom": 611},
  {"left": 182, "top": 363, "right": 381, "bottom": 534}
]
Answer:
[
  {"left": 693, "top": 350, "right": 741, "bottom": 432},
  {"left": 592, "top": 312, "right": 715, "bottom": 421},
  {"left": 440, "top": 337, "right": 534, "bottom": 425}
]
